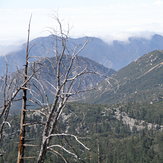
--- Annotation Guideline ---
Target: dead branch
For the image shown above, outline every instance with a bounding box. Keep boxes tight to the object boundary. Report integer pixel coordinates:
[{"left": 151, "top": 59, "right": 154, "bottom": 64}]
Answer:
[
  {"left": 48, "top": 133, "right": 90, "bottom": 150},
  {"left": 47, "top": 145, "right": 78, "bottom": 159}
]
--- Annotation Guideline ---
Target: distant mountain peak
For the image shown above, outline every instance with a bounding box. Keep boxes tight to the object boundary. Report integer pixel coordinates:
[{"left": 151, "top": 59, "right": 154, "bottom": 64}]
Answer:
[
  {"left": 152, "top": 34, "right": 163, "bottom": 39},
  {"left": 1, "top": 34, "right": 163, "bottom": 76}
]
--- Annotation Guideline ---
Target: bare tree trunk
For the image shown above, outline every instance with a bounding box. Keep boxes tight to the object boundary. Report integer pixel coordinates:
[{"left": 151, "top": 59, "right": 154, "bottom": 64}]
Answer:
[
  {"left": 17, "top": 16, "right": 31, "bottom": 163},
  {"left": 37, "top": 97, "right": 66, "bottom": 163},
  {"left": 37, "top": 136, "right": 50, "bottom": 163},
  {"left": 97, "top": 139, "right": 101, "bottom": 163}
]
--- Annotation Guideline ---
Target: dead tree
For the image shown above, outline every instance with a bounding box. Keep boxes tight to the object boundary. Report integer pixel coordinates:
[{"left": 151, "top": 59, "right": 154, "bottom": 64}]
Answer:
[
  {"left": 35, "top": 18, "right": 91, "bottom": 163},
  {"left": 17, "top": 15, "right": 33, "bottom": 163},
  {"left": 0, "top": 17, "right": 37, "bottom": 160},
  {"left": 0, "top": 64, "right": 14, "bottom": 141},
  {"left": 0, "top": 64, "right": 35, "bottom": 141}
]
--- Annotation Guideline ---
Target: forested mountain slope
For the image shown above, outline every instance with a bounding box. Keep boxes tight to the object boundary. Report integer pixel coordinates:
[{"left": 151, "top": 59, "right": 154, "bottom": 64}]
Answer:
[{"left": 90, "top": 50, "right": 163, "bottom": 104}]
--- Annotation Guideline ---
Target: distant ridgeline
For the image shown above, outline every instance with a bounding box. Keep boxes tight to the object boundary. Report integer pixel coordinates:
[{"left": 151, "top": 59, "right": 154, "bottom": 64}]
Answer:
[
  {"left": 0, "top": 55, "right": 115, "bottom": 111},
  {"left": 1, "top": 34, "right": 163, "bottom": 76}
]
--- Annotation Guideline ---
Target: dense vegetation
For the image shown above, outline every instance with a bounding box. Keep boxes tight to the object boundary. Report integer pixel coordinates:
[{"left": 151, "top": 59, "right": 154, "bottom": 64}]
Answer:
[
  {"left": 0, "top": 102, "right": 163, "bottom": 163},
  {"left": 87, "top": 50, "right": 163, "bottom": 105}
]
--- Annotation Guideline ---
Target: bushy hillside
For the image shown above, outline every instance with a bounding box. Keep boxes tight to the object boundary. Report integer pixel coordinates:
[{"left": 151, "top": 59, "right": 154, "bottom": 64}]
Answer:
[{"left": 90, "top": 50, "right": 163, "bottom": 104}]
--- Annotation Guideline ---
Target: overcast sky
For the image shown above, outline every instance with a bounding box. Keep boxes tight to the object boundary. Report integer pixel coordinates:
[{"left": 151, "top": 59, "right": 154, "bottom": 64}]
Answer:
[{"left": 1, "top": 0, "right": 163, "bottom": 45}]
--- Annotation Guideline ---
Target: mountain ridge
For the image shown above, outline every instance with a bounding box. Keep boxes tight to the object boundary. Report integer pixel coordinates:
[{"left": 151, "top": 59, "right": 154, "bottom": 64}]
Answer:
[
  {"left": 2, "top": 34, "right": 163, "bottom": 76},
  {"left": 0, "top": 54, "right": 115, "bottom": 110},
  {"left": 87, "top": 50, "right": 163, "bottom": 104}
]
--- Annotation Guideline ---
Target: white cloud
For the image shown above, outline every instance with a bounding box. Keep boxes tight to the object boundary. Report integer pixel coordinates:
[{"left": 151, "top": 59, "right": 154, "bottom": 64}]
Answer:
[
  {"left": 154, "top": 0, "right": 163, "bottom": 5},
  {"left": 0, "top": 44, "right": 22, "bottom": 56},
  {"left": 1, "top": 1, "right": 163, "bottom": 45}
]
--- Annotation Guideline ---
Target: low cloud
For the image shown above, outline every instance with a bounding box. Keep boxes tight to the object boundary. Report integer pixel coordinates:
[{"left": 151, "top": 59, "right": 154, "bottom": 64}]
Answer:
[{"left": 0, "top": 43, "right": 22, "bottom": 56}]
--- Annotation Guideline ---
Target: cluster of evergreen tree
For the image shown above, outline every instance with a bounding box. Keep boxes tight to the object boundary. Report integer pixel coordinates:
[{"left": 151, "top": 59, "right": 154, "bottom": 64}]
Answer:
[{"left": 0, "top": 102, "right": 163, "bottom": 162}]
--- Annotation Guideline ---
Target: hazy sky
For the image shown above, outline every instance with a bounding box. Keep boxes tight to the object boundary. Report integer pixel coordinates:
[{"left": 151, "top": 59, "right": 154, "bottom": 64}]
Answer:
[{"left": 1, "top": 0, "right": 163, "bottom": 45}]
